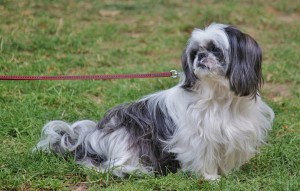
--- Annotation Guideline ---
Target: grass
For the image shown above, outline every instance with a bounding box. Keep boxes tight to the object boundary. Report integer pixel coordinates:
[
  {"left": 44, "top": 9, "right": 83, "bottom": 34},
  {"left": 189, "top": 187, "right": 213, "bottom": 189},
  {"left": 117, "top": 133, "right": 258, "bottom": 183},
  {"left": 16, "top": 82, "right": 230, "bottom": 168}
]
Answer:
[{"left": 0, "top": 0, "right": 299, "bottom": 190}]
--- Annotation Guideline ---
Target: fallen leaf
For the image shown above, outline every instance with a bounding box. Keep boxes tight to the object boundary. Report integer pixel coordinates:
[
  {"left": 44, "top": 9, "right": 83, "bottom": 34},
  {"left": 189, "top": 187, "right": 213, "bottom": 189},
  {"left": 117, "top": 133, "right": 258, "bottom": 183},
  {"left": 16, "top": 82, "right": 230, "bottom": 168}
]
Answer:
[{"left": 99, "top": 10, "right": 120, "bottom": 17}]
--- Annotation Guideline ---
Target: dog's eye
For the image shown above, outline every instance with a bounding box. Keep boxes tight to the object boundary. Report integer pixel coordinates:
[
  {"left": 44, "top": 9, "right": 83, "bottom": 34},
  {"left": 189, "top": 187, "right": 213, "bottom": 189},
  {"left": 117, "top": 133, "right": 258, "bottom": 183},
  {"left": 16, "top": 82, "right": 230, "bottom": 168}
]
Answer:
[
  {"left": 207, "top": 43, "right": 223, "bottom": 58},
  {"left": 212, "top": 48, "right": 222, "bottom": 56},
  {"left": 207, "top": 43, "right": 220, "bottom": 53}
]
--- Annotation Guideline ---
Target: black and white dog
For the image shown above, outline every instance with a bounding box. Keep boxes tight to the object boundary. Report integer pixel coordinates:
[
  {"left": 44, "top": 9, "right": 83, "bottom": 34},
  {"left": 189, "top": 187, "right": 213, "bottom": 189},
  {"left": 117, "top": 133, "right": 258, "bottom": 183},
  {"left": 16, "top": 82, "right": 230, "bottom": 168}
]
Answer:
[{"left": 35, "top": 23, "right": 274, "bottom": 180}]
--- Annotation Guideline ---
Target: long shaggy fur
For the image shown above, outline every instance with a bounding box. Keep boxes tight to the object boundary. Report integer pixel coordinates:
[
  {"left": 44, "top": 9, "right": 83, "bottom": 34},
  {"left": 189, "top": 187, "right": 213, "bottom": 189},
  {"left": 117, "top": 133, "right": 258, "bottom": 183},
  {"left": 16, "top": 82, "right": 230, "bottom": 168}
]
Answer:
[{"left": 34, "top": 23, "right": 274, "bottom": 180}]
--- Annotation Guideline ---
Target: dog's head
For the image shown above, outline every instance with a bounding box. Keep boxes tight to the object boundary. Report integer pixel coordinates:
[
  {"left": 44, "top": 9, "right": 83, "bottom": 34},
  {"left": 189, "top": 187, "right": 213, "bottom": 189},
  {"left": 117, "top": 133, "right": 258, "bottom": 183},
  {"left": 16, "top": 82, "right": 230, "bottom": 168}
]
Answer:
[{"left": 181, "top": 23, "right": 262, "bottom": 98}]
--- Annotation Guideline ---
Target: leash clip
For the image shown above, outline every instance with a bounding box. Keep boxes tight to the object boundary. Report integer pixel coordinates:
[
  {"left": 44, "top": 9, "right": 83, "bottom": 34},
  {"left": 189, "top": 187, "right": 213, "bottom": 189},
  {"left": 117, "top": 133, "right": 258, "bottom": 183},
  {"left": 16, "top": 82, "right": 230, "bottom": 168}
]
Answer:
[{"left": 170, "top": 70, "right": 179, "bottom": 79}]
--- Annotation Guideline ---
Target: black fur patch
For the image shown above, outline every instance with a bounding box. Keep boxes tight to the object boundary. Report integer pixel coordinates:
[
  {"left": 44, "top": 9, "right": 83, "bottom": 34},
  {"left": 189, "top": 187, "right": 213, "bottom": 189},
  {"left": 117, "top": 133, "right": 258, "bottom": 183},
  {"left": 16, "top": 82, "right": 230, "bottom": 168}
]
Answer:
[
  {"left": 224, "top": 26, "right": 262, "bottom": 98},
  {"left": 96, "top": 99, "right": 180, "bottom": 175},
  {"left": 181, "top": 47, "right": 198, "bottom": 90}
]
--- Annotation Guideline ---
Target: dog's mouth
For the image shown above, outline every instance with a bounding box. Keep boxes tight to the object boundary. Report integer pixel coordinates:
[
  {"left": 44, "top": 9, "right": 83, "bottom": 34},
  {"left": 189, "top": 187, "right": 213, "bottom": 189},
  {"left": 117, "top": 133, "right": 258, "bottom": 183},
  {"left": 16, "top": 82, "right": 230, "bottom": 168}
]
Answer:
[
  {"left": 194, "top": 58, "right": 226, "bottom": 77},
  {"left": 194, "top": 52, "right": 210, "bottom": 70},
  {"left": 197, "top": 61, "right": 210, "bottom": 70},
  {"left": 196, "top": 58, "right": 212, "bottom": 70}
]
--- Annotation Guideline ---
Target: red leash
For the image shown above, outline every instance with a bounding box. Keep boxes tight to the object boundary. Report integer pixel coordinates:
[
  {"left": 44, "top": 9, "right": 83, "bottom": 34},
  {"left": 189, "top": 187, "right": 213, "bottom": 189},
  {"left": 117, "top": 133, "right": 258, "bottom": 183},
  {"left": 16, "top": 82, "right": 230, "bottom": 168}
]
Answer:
[{"left": 0, "top": 70, "right": 179, "bottom": 81}]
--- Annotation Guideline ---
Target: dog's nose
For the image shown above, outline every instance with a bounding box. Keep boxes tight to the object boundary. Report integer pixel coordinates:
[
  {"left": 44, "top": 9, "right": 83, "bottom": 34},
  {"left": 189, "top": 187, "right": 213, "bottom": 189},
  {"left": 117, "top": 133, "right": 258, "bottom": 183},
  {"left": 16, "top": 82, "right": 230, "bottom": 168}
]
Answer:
[{"left": 197, "top": 52, "right": 207, "bottom": 61}]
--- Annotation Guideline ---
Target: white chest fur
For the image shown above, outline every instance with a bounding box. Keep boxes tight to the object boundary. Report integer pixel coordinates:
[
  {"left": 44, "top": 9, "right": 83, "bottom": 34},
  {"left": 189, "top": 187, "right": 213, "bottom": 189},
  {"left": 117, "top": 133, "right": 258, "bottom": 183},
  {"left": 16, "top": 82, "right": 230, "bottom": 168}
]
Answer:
[{"left": 165, "top": 85, "right": 274, "bottom": 178}]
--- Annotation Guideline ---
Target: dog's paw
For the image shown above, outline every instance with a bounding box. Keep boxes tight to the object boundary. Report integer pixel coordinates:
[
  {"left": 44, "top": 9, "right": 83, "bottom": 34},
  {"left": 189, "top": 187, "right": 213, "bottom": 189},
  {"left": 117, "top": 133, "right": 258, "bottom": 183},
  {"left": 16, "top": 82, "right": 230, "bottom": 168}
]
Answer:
[{"left": 203, "top": 174, "right": 221, "bottom": 181}]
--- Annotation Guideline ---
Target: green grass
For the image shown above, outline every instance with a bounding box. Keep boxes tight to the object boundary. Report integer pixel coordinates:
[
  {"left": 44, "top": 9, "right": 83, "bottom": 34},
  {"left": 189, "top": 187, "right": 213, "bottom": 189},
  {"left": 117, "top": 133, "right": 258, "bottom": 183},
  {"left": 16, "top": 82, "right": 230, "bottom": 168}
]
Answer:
[{"left": 0, "top": 0, "right": 299, "bottom": 190}]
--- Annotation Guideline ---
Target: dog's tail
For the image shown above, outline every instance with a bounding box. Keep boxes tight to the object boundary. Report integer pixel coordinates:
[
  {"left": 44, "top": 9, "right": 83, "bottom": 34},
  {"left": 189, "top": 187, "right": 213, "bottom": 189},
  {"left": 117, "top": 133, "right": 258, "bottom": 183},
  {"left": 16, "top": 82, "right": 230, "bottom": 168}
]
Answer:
[{"left": 33, "top": 120, "right": 97, "bottom": 156}]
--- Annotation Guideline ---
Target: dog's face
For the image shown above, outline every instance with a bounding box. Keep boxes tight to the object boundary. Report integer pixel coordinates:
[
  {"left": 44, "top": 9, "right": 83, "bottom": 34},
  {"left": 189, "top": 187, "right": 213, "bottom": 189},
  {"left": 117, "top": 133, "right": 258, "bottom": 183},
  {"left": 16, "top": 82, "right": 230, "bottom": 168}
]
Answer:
[{"left": 182, "top": 23, "right": 262, "bottom": 98}]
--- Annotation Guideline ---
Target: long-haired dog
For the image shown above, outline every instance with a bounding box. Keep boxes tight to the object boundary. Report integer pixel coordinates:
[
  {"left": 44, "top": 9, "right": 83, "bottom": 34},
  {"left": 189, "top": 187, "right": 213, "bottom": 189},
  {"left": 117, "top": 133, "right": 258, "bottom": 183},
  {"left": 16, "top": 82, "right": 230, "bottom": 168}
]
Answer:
[{"left": 35, "top": 23, "right": 274, "bottom": 180}]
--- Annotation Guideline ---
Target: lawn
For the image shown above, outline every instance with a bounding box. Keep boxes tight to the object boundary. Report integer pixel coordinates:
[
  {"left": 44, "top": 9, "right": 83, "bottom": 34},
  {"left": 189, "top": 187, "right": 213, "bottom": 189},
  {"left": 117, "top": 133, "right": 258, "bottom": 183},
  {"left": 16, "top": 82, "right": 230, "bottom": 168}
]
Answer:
[{"left": 0, "top": 0, "right": 299, "bottom": 190}]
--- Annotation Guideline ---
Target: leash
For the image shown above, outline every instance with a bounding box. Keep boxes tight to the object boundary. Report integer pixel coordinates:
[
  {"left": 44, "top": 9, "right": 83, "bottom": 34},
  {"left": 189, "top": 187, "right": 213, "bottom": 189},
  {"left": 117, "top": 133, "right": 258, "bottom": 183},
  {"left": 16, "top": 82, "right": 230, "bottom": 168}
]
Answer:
[{"left": 0, "top": 70, "right": 179, "bottom": 81}]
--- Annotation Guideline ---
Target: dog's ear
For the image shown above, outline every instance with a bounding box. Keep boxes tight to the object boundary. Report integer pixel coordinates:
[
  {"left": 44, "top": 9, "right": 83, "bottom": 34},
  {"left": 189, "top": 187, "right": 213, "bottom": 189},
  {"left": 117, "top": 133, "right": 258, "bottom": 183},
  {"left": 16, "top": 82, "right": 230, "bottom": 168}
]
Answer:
[
  {"left": 181, "top": 48, "right": 198, "bottom": 90},
  {"left": 224, "top": 26, "right": 262, "bottom": 98}
]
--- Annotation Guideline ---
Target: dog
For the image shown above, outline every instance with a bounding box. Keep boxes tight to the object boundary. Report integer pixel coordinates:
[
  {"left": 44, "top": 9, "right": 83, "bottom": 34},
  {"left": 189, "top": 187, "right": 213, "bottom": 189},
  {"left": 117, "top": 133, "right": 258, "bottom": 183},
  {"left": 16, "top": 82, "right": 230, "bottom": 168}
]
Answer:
[{"left": 34, "top": 23, "right": 274, "bottom": 180}]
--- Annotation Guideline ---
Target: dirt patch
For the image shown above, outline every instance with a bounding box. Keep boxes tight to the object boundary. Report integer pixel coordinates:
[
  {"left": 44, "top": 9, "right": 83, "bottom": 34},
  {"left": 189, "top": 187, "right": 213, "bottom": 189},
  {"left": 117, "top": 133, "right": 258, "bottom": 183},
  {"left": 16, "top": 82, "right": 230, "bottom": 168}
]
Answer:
[
  {"left": 277, "top": 14, "right": 300, "bottom": 22},
  {"left": 87, "top": 94, "right": 103, "bottom": 105},
  {"left": 266, "top": 6, "right": 300, "bottom": 23},
  {"left": 69, "top": 183, "right": 88, "bottom": 191},
  {"left": 263, "top": 82, "right": 293, "bottom": 102}
]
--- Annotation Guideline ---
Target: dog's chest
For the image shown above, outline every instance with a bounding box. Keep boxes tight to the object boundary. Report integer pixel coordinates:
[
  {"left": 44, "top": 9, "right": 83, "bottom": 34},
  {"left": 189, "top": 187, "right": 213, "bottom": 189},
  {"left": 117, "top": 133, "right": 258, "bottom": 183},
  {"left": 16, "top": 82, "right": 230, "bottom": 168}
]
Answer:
[{"left": 187, "top": 99, "right": 231, "bottom": 132}]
